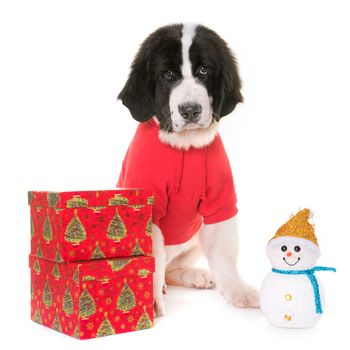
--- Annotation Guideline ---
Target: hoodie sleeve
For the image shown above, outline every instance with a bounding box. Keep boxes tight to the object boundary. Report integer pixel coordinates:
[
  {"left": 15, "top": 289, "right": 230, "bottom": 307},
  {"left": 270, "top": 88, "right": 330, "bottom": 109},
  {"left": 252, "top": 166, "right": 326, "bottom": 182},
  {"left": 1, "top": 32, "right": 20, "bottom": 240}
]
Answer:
[{"left": 116, "top": 127, "right": 168, "bottom": 227}]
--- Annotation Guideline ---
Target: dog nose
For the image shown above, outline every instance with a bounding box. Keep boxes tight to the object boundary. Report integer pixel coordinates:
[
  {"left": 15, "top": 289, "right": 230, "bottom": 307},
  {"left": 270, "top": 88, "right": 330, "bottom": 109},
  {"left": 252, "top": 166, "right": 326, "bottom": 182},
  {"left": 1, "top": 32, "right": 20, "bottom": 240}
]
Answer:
[{"left": 178, "top": 103, "right": 202, "bottom": 121}]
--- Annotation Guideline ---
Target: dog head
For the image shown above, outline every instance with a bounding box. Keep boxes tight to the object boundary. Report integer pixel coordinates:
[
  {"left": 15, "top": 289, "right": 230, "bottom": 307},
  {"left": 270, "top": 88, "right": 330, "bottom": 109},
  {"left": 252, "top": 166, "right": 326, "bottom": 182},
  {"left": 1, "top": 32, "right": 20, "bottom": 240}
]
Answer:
[{"left": 118, "top": 23, "right": 243, "bottom": 148}]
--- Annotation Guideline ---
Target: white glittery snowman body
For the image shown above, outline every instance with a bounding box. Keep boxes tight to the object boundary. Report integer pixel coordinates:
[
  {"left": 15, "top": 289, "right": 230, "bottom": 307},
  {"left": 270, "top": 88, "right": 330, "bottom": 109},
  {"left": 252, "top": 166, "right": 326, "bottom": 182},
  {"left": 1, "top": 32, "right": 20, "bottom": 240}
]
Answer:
[{"left": 260, "top": 236, "right": 324, "bottom": 328}]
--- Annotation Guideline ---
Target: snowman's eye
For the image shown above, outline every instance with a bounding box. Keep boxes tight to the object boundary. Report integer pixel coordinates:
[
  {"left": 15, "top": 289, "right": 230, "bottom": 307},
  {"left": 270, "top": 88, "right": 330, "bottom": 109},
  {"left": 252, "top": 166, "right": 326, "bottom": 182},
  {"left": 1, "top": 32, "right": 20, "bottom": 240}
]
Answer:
[
  {"left": 294, "top": 246, "right": 301, "bottom": 252},
  {"left": 281, "top": 245, "right": 287, "bottom": 252}
]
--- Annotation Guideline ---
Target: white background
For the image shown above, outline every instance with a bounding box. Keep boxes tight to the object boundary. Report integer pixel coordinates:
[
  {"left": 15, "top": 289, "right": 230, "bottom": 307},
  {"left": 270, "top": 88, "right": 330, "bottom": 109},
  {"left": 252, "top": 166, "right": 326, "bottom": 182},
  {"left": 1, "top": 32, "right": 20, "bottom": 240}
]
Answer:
[{"left": 0, "top": 0, "right": 349, "bottom": 349}]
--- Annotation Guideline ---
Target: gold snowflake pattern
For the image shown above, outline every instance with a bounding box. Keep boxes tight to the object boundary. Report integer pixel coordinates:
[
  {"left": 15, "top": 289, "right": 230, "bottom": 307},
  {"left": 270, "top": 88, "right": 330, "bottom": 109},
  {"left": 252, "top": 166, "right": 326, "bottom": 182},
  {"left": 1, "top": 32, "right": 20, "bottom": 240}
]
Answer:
[
  {"left": 69, "top": 251, "right": 75, "bottom": 257},
  {"left": 87, "top": 322, "right": 94, "bottom": 330},
  {"left": 138, "top": 283, "right": 144, "bottom": 290},
  {"left": 105, "top": 297, "right": 112, "bottom": 305},
  {"left": 127, "top": 315, "right": 134, "bottom": 323},
  {"left": 144, "top": 291, "right": 151, "bottom": 299},
  {"left": 98, "top": 289, "right": 104, "bottom": 296}
]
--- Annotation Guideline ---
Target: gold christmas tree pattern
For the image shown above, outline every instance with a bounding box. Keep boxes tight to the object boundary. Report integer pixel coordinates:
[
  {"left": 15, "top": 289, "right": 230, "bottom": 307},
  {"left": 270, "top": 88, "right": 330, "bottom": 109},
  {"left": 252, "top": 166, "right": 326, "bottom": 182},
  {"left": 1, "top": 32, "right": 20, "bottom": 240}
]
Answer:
[
  {"left": 36, "top": 242, "right": 43, "bottom": 258},
  {"left": 79, "top": 285, "right": 96, "bottom": 319},
  {"left": 108, "top": 258, "right": 131, "bottom": 272},
  {"left": 33, "top": 306, "right": 42, "bottom": 324},
  {"left": 30, "top": 216, "right": 34, "bottom": 239},
  {"left": 131, "top": 239, "right": 144, "bottom": 256},
  {"left": 146, "top": 218, "right": 152, "bottom": 236},
  {"left": 136, "top": 306, "right": 153, "bottom": 330},
  {"left": 65, "top": 209, "right": 87, "bottom": 244},
  {"left": 30, "top": 282, "right": 34, "bottom": 300},
  {"left": 147, "top": 195, "right": 154, "bottom": 205},
  {"left": 91, "top": 242, "right": 106, "bottom": 259},
  {"left": 117, "top": 279, "right": 136, "bottom": 313},
  {"left": 33, "top": 258, "right": 40, "bottom": 274},
  {"left": 62, "top": 284, "right": 73, "bottom": 316},
  {"left": 97, "top": 312, "right": 115, "bottom": 337},
  {"left": 73, "top": 325, "right": 80, "bottom": 338},
  {"left": 67, "top": 197, "right": 88, "bottom": 208},
  {"left": 138, "top": 269, "right": 151, "bottom": 278},
  {"left": 48, "top": 192, "right": 59, "bottom": 208},
  {"left": 108, "top": 194, "right": 129, "bottom": 206},
  {"left": 52, "top": 310, "right": 62, "bottom": 332},
  {"left": 55, "top": 248, "right": 64, "bottom": 263},
  {"left": 73, "top": 266, "right": 79, "bottom": 284},
  {"left": 107, "top": 208, "right": 127, "bottom": 242},
  {"left": 52, "top": 263, "right": 60, "bottom": 280},
  {"left": 43, "top": 277, "right": 52, "bottom": 308},
  {"left": 43, "top": 214, "right": 53, "bottom": 243},
  {"left": 28, "top": 191, "right": 34, "bottom": 205}
]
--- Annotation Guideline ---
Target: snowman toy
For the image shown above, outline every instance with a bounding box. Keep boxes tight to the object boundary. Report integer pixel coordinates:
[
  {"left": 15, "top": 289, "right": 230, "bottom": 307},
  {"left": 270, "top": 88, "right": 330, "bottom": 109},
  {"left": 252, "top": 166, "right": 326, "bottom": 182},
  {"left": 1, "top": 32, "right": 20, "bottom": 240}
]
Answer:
[{"left": 260, "top": 208, "right": 336, "bottom": 328}]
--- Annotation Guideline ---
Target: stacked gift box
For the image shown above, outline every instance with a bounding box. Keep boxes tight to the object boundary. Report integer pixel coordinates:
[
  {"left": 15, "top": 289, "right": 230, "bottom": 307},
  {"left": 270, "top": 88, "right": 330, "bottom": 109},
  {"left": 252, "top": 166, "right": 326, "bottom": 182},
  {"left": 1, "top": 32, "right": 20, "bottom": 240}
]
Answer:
[{"left": 28, "top": 189, "right": 155, "bottom": 339}]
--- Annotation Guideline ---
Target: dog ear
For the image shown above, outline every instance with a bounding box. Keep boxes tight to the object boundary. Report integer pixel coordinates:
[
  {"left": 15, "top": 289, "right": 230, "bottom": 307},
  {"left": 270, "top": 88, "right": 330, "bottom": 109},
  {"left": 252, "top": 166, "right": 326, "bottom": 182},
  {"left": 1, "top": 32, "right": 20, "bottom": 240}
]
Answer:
[
  {"left": 220, "top": 64, "right": 243, "bottom": 117},
  {"left": 118, "top": 49, "right": 156, "bottom": 122},
  {"left": 213, "top": 53, "right": 243, "bottom": 118}
]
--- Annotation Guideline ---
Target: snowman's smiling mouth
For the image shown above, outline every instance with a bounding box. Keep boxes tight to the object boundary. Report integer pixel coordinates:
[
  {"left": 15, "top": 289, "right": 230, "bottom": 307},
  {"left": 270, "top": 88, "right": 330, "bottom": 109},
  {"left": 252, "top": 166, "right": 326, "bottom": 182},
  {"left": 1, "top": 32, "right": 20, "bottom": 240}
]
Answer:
[{"left": 283, "top": 257, "right": 301, "bottom": 266}]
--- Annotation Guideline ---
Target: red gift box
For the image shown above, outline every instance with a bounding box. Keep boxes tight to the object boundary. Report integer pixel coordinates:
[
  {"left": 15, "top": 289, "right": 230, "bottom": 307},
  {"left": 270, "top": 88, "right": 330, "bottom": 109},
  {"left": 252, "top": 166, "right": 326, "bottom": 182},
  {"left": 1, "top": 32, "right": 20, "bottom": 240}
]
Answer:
[
  {"left": 28, "top": 190, "right": 153, "bottom": 262},
  {"left": 29, "top": 254, "right": 155, "bottom": 339}
]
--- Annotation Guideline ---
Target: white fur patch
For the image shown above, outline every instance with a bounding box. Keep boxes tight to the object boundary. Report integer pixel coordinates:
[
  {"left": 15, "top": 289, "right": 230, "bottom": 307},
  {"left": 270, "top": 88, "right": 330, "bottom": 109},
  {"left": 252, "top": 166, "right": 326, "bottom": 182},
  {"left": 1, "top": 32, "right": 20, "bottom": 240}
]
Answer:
[
  {"left": 168, "top": 23, "right": 213, "bottom": 134},
  {"left": 159, "top": 120, "right": 219, "bottom": 150}
]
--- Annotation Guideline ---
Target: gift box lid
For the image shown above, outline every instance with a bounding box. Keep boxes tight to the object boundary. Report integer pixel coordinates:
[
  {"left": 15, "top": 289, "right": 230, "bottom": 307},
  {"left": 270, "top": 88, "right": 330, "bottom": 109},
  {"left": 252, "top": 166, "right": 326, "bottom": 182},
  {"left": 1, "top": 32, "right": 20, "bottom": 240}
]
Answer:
[
  {"left": 29, "top": 254, "right": 155, "bottom": 281},
  {"left": 28, "top": 189, "right": 154, "bottom": 209}
]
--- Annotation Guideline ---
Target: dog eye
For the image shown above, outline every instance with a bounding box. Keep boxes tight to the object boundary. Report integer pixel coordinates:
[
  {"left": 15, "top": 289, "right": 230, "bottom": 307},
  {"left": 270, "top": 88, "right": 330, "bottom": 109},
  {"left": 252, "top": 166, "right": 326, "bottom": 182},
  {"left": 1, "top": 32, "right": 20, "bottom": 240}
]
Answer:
[
  {"left": 162, "top": 70, "right": 174, "bottom": 80},
  {"left": 199, "top": 65, "right": 209, "bottom": 75},
  {"left": 281, "top": 245, "right": 287, "bottom": 252},
  {"left": 294, "top": 246, "right": 301, "bottom": 252}
]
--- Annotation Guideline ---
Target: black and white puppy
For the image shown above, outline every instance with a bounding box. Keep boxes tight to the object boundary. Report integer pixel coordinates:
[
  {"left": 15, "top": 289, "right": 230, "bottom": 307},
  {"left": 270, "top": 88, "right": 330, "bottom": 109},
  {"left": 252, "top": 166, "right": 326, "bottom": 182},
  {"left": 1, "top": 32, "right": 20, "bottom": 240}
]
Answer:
[{"left": 118, "top": 23, "right": 259, "bottom": 316}]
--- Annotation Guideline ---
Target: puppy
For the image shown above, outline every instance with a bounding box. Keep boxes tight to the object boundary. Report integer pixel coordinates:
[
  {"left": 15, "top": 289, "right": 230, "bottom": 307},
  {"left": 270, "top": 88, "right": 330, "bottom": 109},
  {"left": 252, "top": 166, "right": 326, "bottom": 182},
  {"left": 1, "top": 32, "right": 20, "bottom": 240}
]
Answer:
[{"left": 117, "top": 23, "right": 259, "bottom": 316}]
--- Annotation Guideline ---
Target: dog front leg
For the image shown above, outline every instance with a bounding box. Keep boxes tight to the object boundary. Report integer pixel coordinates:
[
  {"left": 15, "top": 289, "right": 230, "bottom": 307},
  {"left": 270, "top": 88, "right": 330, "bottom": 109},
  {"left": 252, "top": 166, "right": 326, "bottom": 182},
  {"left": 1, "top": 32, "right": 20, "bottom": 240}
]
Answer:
[
  {"left": 200, "top": 216, "right": 260, "bottom": 308},
  {"left": 152, "top": 223, "right": 167, "bottom": 316}
]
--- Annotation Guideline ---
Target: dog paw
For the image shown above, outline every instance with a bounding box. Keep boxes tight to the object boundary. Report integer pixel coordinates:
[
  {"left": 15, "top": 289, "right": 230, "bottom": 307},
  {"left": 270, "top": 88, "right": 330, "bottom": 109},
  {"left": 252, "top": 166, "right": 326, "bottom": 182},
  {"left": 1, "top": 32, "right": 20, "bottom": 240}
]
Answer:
[
  {"left": 182, "top": 268, "right": 216, "bottom": 289},
  {"left": 221, "top": 281, "right": 260, "bottom": 308},
  {"left": 154, "top": 297, "right": 166, "bottom": 317}
]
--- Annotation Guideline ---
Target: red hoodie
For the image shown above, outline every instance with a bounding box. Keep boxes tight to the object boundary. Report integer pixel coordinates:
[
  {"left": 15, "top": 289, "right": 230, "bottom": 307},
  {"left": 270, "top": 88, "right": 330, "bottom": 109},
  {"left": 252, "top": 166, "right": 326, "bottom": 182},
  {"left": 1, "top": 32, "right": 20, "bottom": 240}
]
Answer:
[{"left": 117, "top": 119, "right": 238, "bottom": 246}]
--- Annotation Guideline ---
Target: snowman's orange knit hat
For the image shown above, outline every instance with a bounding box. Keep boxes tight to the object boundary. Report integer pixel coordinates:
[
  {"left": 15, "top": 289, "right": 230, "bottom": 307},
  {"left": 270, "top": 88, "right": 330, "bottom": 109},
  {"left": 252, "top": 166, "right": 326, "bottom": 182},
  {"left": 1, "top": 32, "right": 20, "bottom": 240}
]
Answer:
[{"left": 271, "top": 208, "right": 318, "bottom": 245}]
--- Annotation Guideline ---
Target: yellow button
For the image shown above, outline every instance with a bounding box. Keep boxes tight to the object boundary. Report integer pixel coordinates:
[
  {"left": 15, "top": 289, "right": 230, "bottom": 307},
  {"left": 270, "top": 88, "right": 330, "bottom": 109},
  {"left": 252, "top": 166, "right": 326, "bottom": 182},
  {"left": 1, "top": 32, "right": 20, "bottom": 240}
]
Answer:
[
  {"left": 284, "top": 314, "right": 292, "bottom": 321},
  {"left": 285, "top": 294, "right": 292, "bottom": 301}
]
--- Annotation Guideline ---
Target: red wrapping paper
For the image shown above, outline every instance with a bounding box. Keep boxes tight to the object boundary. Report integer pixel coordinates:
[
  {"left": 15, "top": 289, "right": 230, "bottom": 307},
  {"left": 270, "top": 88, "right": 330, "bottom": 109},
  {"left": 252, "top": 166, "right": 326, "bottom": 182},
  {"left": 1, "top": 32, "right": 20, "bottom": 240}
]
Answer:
[
  {"left": 28, "top": 190, "right": 153, "bottom": 262},
  {"left": 29, "top": 254, "right": 155, "bottom": 339}
]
